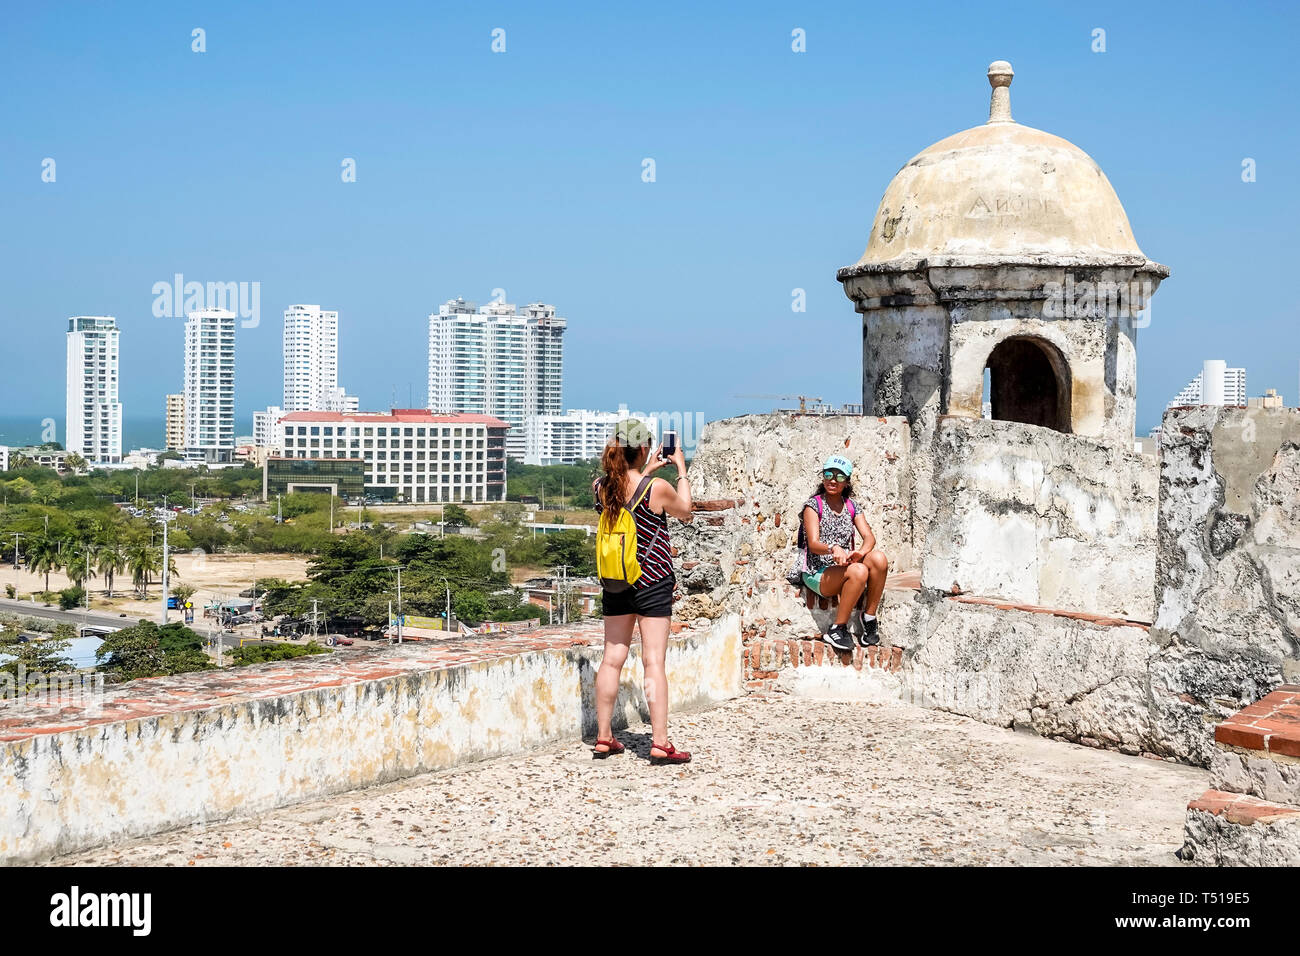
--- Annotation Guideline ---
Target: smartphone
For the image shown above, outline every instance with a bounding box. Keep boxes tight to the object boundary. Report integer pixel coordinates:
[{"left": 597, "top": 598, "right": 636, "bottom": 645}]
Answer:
[{"left": 662, "top": 431, "right": 678, "bottom": 457}]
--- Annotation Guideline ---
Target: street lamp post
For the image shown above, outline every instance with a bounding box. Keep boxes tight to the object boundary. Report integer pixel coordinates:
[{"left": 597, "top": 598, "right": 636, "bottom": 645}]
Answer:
[{"left": 160, "top": 512, "right": 171, "bottom": 625}]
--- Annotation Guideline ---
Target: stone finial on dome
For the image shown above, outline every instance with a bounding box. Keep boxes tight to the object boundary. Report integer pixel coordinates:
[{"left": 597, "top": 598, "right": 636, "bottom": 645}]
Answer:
[{"left": 987, "top": 60, "right": 1014, "bottom": 124}]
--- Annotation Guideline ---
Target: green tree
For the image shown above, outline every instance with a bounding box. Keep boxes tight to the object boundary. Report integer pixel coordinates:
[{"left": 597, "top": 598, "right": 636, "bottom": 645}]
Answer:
[
  {"left": 96, "top": 539, "right": 127, "bottom": 598},
  {"left": 96, "top": 620, "right": 212, "bottom": 681},
  {"left": 25, "top": 534, "right": 62, "bottom": 593},
  {"left": 453, "top": 589, "right": 489, "bottom": 625},
  {"left": 96, "top": 620, "right": 167, "bottom": 680},
  {"left": 227, "top": 641, "right": 328, "bottom": 666},
  {"left": 63, "top": 453, "right": 88, "bottom": 474},
  {"left": 542, "top": 530, "right": 596, "bottom": 576},
  {"left": 0, "top": 624, "right": 75, "bottom": 691},
  {"left": 63, "top": 543, "right": 97, "bottom": 591},
  {"left": 443, "top": 504, "right": 473, "bottom": 527}
]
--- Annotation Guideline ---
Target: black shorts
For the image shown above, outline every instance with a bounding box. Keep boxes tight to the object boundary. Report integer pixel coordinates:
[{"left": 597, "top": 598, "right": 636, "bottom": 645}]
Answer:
[{"left": 602, "top": 574, "right": 675, "bottom": 618}]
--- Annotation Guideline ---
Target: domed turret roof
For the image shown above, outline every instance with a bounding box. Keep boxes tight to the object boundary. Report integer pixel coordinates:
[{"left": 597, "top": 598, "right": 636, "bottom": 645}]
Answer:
[{"left": 840, "top": 61, "right": 1165, "bottom": 276}]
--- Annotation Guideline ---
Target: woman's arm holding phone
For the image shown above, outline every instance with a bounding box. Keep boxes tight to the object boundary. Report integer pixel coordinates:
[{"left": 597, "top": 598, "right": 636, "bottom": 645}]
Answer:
[{"left": 650, "top": 446, "right": 693, "bottom": 521}]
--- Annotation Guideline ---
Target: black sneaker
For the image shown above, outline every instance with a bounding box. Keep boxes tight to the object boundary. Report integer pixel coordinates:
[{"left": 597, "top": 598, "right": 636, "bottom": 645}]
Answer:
[
  {"left": 856, "top": 616, "right": 880, "bottom": 647},
  {"left": 824, "top": 624, "right": 853, "bottom": 652}
]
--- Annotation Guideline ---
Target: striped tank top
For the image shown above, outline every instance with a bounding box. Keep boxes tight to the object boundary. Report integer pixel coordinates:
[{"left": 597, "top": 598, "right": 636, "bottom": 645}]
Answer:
[{"left": 594, "top": 476, "right": 674, "bottom": 588}]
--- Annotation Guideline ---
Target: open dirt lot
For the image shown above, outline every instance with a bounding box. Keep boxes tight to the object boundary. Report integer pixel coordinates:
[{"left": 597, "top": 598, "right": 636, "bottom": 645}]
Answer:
[{"left": 5, "top": 553, "right": 310, "bottom": 618}]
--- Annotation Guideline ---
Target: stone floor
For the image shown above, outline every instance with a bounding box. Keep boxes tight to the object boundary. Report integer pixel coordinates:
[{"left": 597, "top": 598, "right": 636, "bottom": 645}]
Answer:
[{"left": 46, "top": 696, "right": 1208, "bottom": 866}]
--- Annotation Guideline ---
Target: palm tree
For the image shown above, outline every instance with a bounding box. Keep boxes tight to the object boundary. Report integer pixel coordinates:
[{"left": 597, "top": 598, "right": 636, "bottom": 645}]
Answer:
[
  {"left": 128, "top": 542, "right": 158, "bottom": 598},
  {"left": 64, "top": 544, "right": 97, "bottom": 591},
  {"left": 96, "top": 539, "right": 127, "bottom": 598},
  {"left": 64, "top": 453, "right": 88, "bottom": 474},
  {"left": 25, "top": 534, "right": 62, "bottom": 594}
]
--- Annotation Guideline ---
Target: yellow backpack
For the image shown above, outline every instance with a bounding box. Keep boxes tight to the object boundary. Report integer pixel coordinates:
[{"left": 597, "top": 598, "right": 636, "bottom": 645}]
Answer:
[{"left": 596, "top": 476, "right": 655, "bottom": 592}]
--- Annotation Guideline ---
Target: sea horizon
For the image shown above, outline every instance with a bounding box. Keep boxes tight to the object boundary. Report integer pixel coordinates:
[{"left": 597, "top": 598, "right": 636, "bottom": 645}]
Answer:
[{"left": 0, "top": 415, "right": 167, "bottom": 453}]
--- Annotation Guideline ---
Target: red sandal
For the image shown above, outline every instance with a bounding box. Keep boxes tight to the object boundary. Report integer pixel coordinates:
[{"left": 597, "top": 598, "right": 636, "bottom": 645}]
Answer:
[
  {"left": 592, "top": 738, "right": 625, "bottom": 758},
  {"left": 649, "top": 742, "right": 691, "bottom": 764}
]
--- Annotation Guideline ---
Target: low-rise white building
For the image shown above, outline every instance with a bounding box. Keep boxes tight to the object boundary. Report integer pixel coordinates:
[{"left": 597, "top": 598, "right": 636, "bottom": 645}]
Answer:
[
  {"left": 253, "top": 406, "right": 283, "bottom": 450},
  {"left": 275, "top": 409, "right": 509, "bottom": 503},
  {"left": 523, "top": 407, "right": 657, "bottom": 465}
]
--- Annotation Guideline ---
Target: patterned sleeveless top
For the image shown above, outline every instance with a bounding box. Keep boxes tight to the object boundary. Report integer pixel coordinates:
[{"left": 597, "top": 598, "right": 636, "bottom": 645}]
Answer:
[
  {"left": 803, "top": 496, "right": 856, "bottom": 574},
  {"left": 594, "top": 477, "right": 674, "bottom": 588}
]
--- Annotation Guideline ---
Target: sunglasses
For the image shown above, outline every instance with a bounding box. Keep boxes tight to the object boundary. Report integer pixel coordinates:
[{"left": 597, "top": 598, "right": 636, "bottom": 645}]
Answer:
[{"left": 821, "top": 470, "right": 847, "bottom": 482}]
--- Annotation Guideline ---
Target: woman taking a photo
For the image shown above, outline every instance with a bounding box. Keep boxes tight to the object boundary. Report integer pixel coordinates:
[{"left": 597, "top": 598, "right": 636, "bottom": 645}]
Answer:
[{"left": 590, "top": 418, "right": 693, "bottom": 764}]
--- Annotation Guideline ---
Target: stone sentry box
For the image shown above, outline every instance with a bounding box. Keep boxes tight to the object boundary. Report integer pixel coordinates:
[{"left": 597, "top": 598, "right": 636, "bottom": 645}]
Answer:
[{"left": 836, "top": 61, "right": 1169, "bottom": 451}]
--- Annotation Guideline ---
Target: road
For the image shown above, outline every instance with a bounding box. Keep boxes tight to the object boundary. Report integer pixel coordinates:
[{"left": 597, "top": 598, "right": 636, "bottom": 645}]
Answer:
[{"left": 0, "top": 596, "right": 158, "bottom": 631}]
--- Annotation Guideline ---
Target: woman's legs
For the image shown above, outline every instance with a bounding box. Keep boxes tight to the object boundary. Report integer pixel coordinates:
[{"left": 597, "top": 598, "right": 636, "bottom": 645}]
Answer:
[
  {"left": 816, "top": 563, "right": 869, "bottom": 625},
  {"left": 818, "top": 551, "right": 891, "bottom": 622},
  {"left": 861, "top": 550, "right": 889, "bottom": 615},
  {"left": 595, "top": 614, "right": 636, "bottom": 750},
  {"left": 637, "top": 614, "right": 672, "bottom": 751}
]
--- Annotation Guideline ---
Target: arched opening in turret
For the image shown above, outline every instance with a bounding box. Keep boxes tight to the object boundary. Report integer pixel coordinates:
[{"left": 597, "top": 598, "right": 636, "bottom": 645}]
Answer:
[{"left": 985, "top": 336, "right": 1071, "bottom": 433}]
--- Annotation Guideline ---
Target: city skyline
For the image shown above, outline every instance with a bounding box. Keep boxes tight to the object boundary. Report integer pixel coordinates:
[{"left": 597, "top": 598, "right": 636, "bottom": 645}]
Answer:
[{"left": 4, "top": 3, "right": 1299, "bottom": 439}]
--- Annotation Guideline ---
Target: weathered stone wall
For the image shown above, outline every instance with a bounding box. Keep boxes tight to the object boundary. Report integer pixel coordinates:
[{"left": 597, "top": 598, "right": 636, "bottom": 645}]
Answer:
[
  {"left": 0, "top": 617, "right": 742, "bottom": 864},
  {"left": 1149, "top": 406, "right": 1300, "bottom": 762},
  {"left": 920, "top": 416, "right": 1157, "bottom": 621},
  {"left": 671, "top": 413, "right": 916, "bottom": 641}
]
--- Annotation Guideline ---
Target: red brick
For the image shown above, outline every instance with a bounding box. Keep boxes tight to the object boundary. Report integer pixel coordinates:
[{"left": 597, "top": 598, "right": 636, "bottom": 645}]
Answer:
[
  {"left": 1268, "top": 733, "right": 1300, "bottom": 758},
  {"left": 1215, "top": 722, "right": 1268, "bottom": 751},
  {"left": 814, "top": 642, "right": 824, "bottom": 665},
  {"left": 693, "top": 499, "right": 742, "bottom": 512},
  {"left": 786, "top": 640, "right": 799, "bottom": 667},
  {"left": 705, "top": 516, "right": 725, "bottom": 526},
  {"left": 852, "top": 648, "right": 863, "bottom": 671},
  {"left": 889, "top": 646, "right": 903, "bottom": 671}
]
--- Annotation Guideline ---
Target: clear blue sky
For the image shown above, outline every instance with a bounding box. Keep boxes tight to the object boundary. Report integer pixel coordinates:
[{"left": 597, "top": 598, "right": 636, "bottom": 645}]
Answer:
[{"left": 2, "top": 0, "right": 1297, "bottom": 437}]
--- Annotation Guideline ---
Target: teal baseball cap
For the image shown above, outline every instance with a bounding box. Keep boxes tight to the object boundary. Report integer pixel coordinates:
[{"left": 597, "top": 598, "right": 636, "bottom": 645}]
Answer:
[{"left": 823, "top": 454, "right": 853, "bottom": 478}]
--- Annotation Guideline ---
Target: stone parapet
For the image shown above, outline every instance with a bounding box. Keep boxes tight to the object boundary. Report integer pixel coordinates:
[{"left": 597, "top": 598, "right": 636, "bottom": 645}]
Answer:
[{"left": 0, "top": 616, "right": 743, "bottom": 864}]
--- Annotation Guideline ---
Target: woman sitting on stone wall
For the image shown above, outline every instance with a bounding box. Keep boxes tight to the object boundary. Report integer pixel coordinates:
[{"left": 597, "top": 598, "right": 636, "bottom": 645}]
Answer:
[{"left": 799, "top": 454, "right": 889, "bottom": 652}]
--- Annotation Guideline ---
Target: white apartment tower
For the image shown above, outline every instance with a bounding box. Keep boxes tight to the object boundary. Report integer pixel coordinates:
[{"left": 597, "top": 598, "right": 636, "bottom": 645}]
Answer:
[
  {"left": 1168, "top": 360, "right": 1248, "bottom": 409},
  {"left": 427, "top": 297, "right": 566, "bottom": 459},
  {"left": 65, "top": 316, "right": 123, "bottom": 463},
  {"left": 283, "top": 304, "right": 356, "bottom": 412},
  {"left": 183, "top": 309, "right": 236, "bottom": 463}
]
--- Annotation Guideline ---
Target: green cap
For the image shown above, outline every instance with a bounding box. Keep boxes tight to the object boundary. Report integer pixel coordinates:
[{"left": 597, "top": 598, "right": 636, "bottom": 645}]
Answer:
[{"left": 613, "top": 418, "right": 652, "bottom": 448}]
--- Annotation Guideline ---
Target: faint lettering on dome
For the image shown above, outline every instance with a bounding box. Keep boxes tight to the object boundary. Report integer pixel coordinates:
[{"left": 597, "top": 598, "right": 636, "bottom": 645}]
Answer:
[
  {"left": 966, "top": 195, "right": 1057, "bottom": 219},
  {"left": 881, "top": 214, "right": 902, "bottom": 242}
]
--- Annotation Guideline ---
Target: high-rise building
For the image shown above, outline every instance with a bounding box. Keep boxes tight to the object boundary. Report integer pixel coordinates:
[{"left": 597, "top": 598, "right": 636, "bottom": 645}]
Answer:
[
  {"left": 283, "top": 304, "right": 356, "bottom": 412},
  {"left": 427, "top": 297, "right": 566, "bottom": 459},
  {"left": 183, "top": 309, "right": 236, "bottom": 463},
  {"left": 1168, "top": 360, "right": 1247, "bottom": 408},
  {"left": 165, "top": 393, "right": 186, "bottom": 451},
  {"left": 523, "top": 408, "right": 658, "bottom": 466},
  {"left": 65, "top": 316, "right": 122, "bottom": 463}
]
